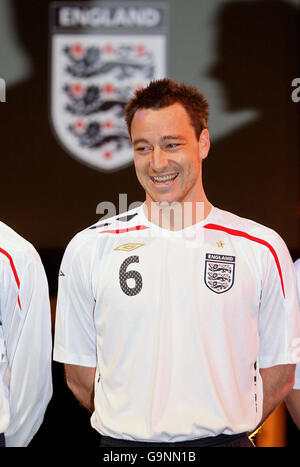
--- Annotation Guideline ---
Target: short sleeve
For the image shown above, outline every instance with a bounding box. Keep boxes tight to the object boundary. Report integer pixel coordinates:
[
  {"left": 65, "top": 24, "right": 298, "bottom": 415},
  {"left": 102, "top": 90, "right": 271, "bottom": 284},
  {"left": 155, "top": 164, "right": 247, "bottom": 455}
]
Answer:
[
  {"left": 258, "top": 234, "right": 300, "bottom": 368},
  {"left": 53, "top": 234, "right": 97, "bottom": 367}
]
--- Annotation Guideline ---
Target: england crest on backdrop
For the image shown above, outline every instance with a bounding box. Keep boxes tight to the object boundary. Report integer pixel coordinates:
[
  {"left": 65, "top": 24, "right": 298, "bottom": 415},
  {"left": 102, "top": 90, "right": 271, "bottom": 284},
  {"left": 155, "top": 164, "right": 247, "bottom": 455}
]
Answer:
[{"left": 50, "top": 2, "right": 168, "bottom": 172}]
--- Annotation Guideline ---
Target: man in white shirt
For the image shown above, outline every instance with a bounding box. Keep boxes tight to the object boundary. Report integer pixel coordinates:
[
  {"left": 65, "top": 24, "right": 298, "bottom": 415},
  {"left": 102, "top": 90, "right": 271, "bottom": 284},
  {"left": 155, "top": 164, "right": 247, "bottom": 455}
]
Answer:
[
  {"left": 54, "top": 79, "right": 300, "bottom": 447},
  {"left": 285, "top": 258, "right": 300, "bottom": 429},
  {"left": 0, "top": 222, "right": 52, "bottom": 447}
]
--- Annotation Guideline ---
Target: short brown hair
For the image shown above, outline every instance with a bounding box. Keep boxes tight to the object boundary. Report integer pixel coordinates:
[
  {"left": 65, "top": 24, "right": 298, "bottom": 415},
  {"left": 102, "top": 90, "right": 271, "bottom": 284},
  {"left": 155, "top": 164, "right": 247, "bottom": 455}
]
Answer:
[{"left": 124, "top": 78, "right": 209, "bottom": 139}]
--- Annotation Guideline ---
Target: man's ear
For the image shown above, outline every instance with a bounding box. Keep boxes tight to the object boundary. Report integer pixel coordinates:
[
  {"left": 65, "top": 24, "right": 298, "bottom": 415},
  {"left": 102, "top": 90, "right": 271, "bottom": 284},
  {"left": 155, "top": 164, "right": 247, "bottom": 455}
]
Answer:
[{"left": 199, "top": 129, "right": 210, "bottom": 160}]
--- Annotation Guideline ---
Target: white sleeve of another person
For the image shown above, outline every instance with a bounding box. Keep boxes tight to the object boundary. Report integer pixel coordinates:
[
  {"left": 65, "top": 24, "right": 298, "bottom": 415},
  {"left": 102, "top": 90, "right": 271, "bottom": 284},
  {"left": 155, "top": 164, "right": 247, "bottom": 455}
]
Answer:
[{"left": 4, "top": 247, "right": 53, "bottom": 447}]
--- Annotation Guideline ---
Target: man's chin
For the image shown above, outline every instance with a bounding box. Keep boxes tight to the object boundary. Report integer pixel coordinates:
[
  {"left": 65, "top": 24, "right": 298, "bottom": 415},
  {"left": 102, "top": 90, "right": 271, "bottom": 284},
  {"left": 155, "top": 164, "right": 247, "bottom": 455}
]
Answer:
[{"left": 149, "top": 194, "right": 180, "bottom": 205}]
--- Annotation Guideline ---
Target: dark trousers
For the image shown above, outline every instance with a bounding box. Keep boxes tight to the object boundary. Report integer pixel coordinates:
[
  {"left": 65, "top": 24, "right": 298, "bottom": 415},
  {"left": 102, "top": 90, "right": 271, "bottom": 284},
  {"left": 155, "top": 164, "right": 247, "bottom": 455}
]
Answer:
[
  {"left": 0, "top": 433, "right": 5, "bottom": 448},
  {"left": 100, "top": 432, "right": 255, "bottom": 448}
]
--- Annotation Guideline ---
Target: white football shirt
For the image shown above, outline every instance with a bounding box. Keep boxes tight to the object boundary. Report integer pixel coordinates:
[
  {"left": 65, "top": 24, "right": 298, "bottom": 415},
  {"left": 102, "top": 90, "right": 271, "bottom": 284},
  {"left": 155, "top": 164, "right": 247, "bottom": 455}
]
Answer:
[
  {"left": 294, "top": 258, "right": 300, "bottom": 390},
  {"left": 0, "top": 221, "right": 53, "bottom": 446},
  {"left": 54, "top": 205, "right": 300, "bottom": 442}
]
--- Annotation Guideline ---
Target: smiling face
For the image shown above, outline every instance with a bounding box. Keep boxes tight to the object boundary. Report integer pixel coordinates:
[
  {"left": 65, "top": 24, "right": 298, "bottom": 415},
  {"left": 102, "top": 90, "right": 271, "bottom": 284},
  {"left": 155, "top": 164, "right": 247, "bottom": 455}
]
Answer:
[{"left": 131, "top": 103, "right": 210, "bottom": 207}]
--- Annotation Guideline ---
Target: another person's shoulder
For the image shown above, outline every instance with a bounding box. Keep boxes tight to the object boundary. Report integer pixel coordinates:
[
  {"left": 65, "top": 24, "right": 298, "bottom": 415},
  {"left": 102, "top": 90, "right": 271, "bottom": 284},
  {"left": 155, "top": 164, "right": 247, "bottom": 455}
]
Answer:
[
  {"left": 210, "top": 207, "right": 289, "bottom": 253},
  {"left": 0, "top": 221, "right": 39, "bottom": 266}
]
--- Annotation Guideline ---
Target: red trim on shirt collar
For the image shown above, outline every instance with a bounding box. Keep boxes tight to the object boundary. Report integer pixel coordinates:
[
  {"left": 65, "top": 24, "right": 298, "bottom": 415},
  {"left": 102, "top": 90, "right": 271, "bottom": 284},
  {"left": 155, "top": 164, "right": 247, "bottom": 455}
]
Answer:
[{"left": 99, "top": 225, "right": 149, "bottom": 234}]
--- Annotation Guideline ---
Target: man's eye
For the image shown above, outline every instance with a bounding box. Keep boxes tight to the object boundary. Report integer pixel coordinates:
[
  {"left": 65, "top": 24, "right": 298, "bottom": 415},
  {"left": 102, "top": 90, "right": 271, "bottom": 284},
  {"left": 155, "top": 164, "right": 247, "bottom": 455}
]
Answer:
[
  {"left": 136, "top": 146, "right": 151, "bottom": 152},
  {"left": 166, "top": 143, "right": 180, "bottom": 149}
]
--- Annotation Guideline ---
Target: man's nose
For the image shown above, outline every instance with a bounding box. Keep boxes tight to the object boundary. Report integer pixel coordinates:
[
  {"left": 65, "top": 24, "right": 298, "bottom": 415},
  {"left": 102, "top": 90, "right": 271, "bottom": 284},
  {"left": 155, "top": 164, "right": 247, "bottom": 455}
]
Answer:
[{"left": 150, "top": 147, "right": 168, "bottom": 172}]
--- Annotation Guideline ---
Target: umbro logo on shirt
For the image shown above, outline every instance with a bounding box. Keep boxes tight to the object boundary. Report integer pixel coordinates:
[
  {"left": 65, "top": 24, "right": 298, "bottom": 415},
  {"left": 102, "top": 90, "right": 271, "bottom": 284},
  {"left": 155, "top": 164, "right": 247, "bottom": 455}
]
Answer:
[{"left": 114, "top": 243, "right": 145, "bottom": 252}]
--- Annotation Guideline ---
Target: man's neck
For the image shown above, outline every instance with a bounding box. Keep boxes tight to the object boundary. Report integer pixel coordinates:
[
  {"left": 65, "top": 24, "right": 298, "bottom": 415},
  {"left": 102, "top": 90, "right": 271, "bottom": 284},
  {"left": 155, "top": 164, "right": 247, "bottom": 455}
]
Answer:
[{"left": 143, "top": 198, "right": 212, "bottom": 231}]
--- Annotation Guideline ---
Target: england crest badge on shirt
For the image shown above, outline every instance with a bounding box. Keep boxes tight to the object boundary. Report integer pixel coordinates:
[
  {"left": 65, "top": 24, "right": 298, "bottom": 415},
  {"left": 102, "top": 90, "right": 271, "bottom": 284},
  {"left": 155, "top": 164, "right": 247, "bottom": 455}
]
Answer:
[
  {"left": 50, "top": 2, "right": 168, "bottom": 172},
  {"left": 204, "top": 253, "right": 235, "bottom": 294}
]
